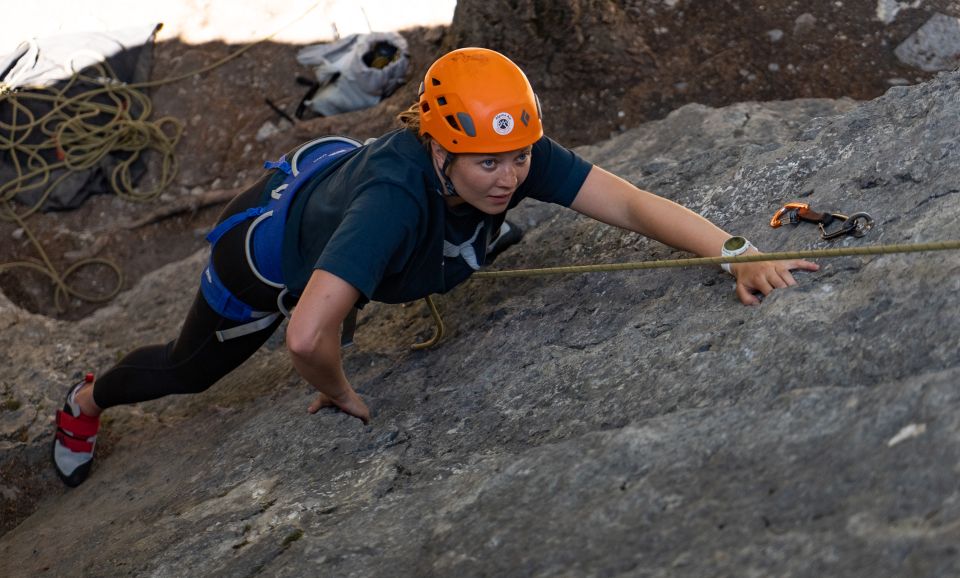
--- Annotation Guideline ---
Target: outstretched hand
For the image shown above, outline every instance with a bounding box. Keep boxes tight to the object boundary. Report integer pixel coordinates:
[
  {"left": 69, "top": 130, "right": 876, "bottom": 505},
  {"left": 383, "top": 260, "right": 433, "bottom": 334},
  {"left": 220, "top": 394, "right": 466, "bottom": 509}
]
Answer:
[
  {"left": 308, "top": 388, "right": 371, "bottom": 424},
  {"left": 730, "top": 257, "right": 820, "bottom": 305}
]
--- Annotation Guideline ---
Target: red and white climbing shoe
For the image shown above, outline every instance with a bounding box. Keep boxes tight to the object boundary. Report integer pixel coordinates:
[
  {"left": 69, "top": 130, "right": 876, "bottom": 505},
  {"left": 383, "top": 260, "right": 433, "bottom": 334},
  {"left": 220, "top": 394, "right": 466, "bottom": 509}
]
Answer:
[{"left": 52, "top": 373, "right": 100, "bottom": 487}]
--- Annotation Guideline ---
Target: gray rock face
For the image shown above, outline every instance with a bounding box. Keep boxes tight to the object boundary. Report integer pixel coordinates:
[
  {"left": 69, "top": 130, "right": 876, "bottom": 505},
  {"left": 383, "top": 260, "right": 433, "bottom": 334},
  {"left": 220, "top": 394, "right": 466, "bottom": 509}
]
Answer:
[{"left": 2, "top": 72, "right": 960, "bottom": 576}]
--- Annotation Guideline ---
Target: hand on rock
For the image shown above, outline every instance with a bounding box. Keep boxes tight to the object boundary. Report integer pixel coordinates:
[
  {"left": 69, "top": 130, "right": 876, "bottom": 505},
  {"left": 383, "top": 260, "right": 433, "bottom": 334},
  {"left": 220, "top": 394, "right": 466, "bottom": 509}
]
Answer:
[
  {"left": 308, "top": 388, "right": 370, "bottom": 424},
  {"left": 731, "top": 257, "right": 819, "bottom": 305}
]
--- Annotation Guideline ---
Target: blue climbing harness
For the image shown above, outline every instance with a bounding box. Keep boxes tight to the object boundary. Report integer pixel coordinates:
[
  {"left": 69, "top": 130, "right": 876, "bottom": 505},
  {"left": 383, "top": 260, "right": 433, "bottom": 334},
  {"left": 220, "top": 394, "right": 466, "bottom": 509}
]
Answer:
[{"left": 200, "top": 136, "right": 362, "bottom": 341}]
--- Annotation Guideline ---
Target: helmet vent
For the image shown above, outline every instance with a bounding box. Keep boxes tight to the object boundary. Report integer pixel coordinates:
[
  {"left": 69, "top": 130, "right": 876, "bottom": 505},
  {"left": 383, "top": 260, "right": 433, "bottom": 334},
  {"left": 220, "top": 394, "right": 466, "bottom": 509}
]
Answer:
[
  {"left": 444, "top": 115, "right": 461, "bottom": 132},
  {"left": 431, "top": 77, "right": 441, "bottom": 86},
  {"left": 456, "top": 112, "right": 476, "bottom": 137},
  {"left": 437, "top": 96, "right": 447, "bottom": 106},
  {"left": 421, "top": 102, "right": 430, "bottom": 113}
]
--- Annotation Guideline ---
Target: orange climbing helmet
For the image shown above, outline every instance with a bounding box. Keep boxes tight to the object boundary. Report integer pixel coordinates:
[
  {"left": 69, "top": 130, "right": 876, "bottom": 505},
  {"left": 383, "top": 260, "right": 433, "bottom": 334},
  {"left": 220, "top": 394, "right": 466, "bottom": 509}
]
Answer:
[{"left": 418, "top": 47, "right": 543, "bottom": 153}]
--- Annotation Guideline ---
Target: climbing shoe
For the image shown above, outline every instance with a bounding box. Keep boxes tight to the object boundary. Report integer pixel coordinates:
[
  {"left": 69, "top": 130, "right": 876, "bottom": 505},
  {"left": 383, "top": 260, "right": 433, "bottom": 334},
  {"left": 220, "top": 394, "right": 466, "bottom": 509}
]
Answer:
[
  {"left": 52, "top": 373, "right": 100, "bottom": 487},
  {"left": 485, "top": 220, "right": 524, "bottom": 264}
]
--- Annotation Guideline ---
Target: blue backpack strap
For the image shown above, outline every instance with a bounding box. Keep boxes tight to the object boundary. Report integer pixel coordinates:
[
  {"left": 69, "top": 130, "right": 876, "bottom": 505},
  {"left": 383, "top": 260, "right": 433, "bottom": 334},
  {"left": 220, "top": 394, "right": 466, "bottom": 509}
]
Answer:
[
  {"left": 249, "top": 136, "right": 361, "bottom": 285},
  {"left": 197, "top": 136, "right": 361, "bottom": 341},
  {"left": 200, "top": 207, "right": 276, "bottom": 331},
  {"left": 200, "top": 262, "right": 273, "bottom": 323},
  {"left": 199, "top": 260, "right": 281, "bottom": 341},
  {"left": 206, "top": 207, "right": 266, "bottom": 245}
]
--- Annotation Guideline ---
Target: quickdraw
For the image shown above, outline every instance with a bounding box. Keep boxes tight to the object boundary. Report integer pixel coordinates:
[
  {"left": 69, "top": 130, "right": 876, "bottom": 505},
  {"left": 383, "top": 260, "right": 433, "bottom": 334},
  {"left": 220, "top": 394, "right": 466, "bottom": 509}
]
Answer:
[{"left": 770, "top": 202, "right": 874, "bottom": 239}]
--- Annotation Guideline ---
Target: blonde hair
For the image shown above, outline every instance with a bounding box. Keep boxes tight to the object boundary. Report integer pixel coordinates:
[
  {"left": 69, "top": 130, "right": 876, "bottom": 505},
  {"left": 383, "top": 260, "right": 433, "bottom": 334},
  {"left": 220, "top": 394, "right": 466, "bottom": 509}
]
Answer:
[{"left": 396, "top": 102, "right": 424, "bottom": 138}]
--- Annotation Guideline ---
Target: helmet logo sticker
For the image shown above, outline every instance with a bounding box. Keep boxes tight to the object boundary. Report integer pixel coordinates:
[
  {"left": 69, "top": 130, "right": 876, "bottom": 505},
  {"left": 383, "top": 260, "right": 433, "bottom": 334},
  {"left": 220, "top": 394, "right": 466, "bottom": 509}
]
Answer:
[
  {"left": 520, "top": 109, "right": 530, "bottom": 127},
  {"left": 493, "top": 112, "right": 514, "bottom": 136}
]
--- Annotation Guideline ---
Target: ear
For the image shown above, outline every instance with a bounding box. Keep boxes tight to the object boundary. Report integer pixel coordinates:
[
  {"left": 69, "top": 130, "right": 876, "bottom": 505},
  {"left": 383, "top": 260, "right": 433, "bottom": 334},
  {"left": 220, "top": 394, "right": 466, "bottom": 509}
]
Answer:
[{"left": 429, "top": 140, "right": 448, "bottom": 166}]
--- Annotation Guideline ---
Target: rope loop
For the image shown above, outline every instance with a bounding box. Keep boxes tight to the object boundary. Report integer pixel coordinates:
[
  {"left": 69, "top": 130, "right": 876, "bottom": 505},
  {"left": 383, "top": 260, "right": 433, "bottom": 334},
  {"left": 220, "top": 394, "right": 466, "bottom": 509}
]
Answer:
[{"left": 0, "top": 2, "right": 325, "bottom": 315}]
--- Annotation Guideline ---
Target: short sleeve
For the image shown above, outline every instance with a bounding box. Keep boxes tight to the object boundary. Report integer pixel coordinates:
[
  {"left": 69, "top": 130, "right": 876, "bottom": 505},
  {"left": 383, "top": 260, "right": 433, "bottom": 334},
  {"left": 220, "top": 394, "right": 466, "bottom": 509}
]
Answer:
[
  {"left": 519, "top": 136, "right": 593, "bottom": 207},
  {"left": 314, "top": 188, "right": 422, "bottom": 300}
]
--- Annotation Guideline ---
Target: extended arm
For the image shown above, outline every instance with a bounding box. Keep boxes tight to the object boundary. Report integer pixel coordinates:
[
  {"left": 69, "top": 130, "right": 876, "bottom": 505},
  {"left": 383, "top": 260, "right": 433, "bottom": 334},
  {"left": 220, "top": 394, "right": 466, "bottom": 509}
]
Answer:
[
  {"left": 286, "top": 269, "right": 370, "bottom": 423},
  {"left": 569, "top": 166, "right": 819, "bottom": 304}
]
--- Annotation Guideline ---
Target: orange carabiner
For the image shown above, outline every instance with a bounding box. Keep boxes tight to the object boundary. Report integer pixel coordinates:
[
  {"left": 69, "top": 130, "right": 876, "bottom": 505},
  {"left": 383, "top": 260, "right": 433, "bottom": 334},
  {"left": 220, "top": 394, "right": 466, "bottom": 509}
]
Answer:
[{"left": 770, "top": 202, "right": 810, "bottom": 228}]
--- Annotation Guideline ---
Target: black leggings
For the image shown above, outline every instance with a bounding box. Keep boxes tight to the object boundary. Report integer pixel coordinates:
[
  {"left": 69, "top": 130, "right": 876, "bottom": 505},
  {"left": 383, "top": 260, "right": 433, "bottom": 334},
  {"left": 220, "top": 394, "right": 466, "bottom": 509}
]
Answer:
[{"left": 92, "top": 178, "right": 286, "bottom": 409}]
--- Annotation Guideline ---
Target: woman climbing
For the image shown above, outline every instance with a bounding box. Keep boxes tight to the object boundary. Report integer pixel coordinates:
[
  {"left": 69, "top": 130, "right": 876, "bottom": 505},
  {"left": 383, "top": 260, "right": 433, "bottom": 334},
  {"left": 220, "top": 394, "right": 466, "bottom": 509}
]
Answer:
[{"left": 52, "top": 47, "right": 819, "bottom": 486}]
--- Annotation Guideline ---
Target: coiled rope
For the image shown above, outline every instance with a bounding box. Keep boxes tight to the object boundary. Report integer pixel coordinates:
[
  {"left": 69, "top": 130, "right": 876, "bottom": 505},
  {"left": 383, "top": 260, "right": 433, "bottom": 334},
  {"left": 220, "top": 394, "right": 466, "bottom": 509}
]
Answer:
[
  {"left": 410, "top": 239, "right": 960, "bottom": 349},
  {"left": 0, "top": 2, "right": 323, "bottom": 313},
  {"left": 0, "top": 59, "right": 182, "bottom": 311}
]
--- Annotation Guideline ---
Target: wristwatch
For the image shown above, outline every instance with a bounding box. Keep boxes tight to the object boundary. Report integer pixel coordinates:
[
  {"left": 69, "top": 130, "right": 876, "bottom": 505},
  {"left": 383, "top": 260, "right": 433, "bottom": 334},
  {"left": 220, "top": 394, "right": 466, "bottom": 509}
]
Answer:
[{"left": 720, "top": 236, "right": 753, "bottom": 274}]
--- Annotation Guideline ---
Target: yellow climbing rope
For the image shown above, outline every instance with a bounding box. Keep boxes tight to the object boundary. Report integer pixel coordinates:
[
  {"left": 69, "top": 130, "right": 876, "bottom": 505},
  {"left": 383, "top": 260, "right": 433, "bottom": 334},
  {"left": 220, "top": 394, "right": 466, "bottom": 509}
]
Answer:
[
  {"left": 411, "top": 239, "right": 960, "bottom": 349},
  {"left": 0, "top": 204, "right": 123, "bottom": 310},
  {"left": 473, "top": 239, "right": 960, "bottom": 279},
  {"left": 0, "top": 60, "right": 184, "bottom": 211},
  {"left": 411, "top": 295, "right": 446, "bottom": 350},
  {"left": 0, "top": 2, "right": 324, "bottom": 313},
  {"left": 0, "top": 60, "right": 182, "bottom": 312}
]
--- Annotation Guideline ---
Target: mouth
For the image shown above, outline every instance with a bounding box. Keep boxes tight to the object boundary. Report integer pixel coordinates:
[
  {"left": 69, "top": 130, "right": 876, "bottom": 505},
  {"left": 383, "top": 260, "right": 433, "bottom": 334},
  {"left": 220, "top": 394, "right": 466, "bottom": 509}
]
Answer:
[{"left": 487, "top": 192, "right": 513, "bottom": 204}]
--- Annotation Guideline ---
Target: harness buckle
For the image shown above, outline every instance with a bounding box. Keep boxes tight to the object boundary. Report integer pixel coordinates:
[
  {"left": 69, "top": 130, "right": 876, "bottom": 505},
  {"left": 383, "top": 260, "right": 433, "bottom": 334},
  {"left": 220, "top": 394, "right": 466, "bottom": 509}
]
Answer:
[{"left": 263, "top": 156, "right": 292, "bottom": 174}]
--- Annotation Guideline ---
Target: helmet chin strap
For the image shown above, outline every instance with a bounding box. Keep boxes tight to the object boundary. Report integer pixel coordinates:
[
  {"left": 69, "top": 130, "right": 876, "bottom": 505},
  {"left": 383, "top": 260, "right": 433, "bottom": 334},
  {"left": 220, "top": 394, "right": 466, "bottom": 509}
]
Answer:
[{"left": 432, "top": 150, "right": 459, "bottom": 197}]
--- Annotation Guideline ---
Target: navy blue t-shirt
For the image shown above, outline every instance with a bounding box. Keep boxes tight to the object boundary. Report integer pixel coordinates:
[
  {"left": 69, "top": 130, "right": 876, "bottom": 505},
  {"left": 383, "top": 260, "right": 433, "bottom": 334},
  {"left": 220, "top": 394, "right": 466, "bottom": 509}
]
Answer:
[{"left": 281, "top": 129, "right": 592, "bottom": 304}]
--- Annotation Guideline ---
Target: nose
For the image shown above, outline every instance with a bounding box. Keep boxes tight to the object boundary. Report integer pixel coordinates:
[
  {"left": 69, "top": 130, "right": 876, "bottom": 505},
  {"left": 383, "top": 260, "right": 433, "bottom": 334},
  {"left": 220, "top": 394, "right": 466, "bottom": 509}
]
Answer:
[{"left": 496, "top": 163, "right": 519, "bottom": 189}]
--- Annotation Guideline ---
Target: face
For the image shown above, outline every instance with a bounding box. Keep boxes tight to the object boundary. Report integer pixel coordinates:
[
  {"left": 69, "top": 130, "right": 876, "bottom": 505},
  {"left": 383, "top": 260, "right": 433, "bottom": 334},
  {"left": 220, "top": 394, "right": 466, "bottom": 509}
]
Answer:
[{"left": 432, "top": 143, "right": 532, "bottom": 214}]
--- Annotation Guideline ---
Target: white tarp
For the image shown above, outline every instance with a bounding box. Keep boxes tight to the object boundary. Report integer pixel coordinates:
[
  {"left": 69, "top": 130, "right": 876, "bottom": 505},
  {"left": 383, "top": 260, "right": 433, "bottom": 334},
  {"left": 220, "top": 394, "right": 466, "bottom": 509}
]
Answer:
[{"left": 895, "top": 13, "right": 960, "bottom": 71}]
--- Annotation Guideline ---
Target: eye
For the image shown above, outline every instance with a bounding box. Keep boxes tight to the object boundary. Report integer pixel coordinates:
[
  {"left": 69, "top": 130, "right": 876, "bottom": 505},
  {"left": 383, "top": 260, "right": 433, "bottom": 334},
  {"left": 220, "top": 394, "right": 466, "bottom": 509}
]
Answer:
[
  {"left": 480, "top": 159, "right": 497, "bottom": 169},
  {"left": 515, "top": 152, "right": 530, "bottom": 164}
]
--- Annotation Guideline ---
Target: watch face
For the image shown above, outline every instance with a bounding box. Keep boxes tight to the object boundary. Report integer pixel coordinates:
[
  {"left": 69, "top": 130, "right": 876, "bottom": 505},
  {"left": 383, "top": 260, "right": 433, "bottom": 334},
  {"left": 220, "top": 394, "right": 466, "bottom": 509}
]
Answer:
[{"left": 724, "top": 236, "right": 747, "bottom": 252}]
